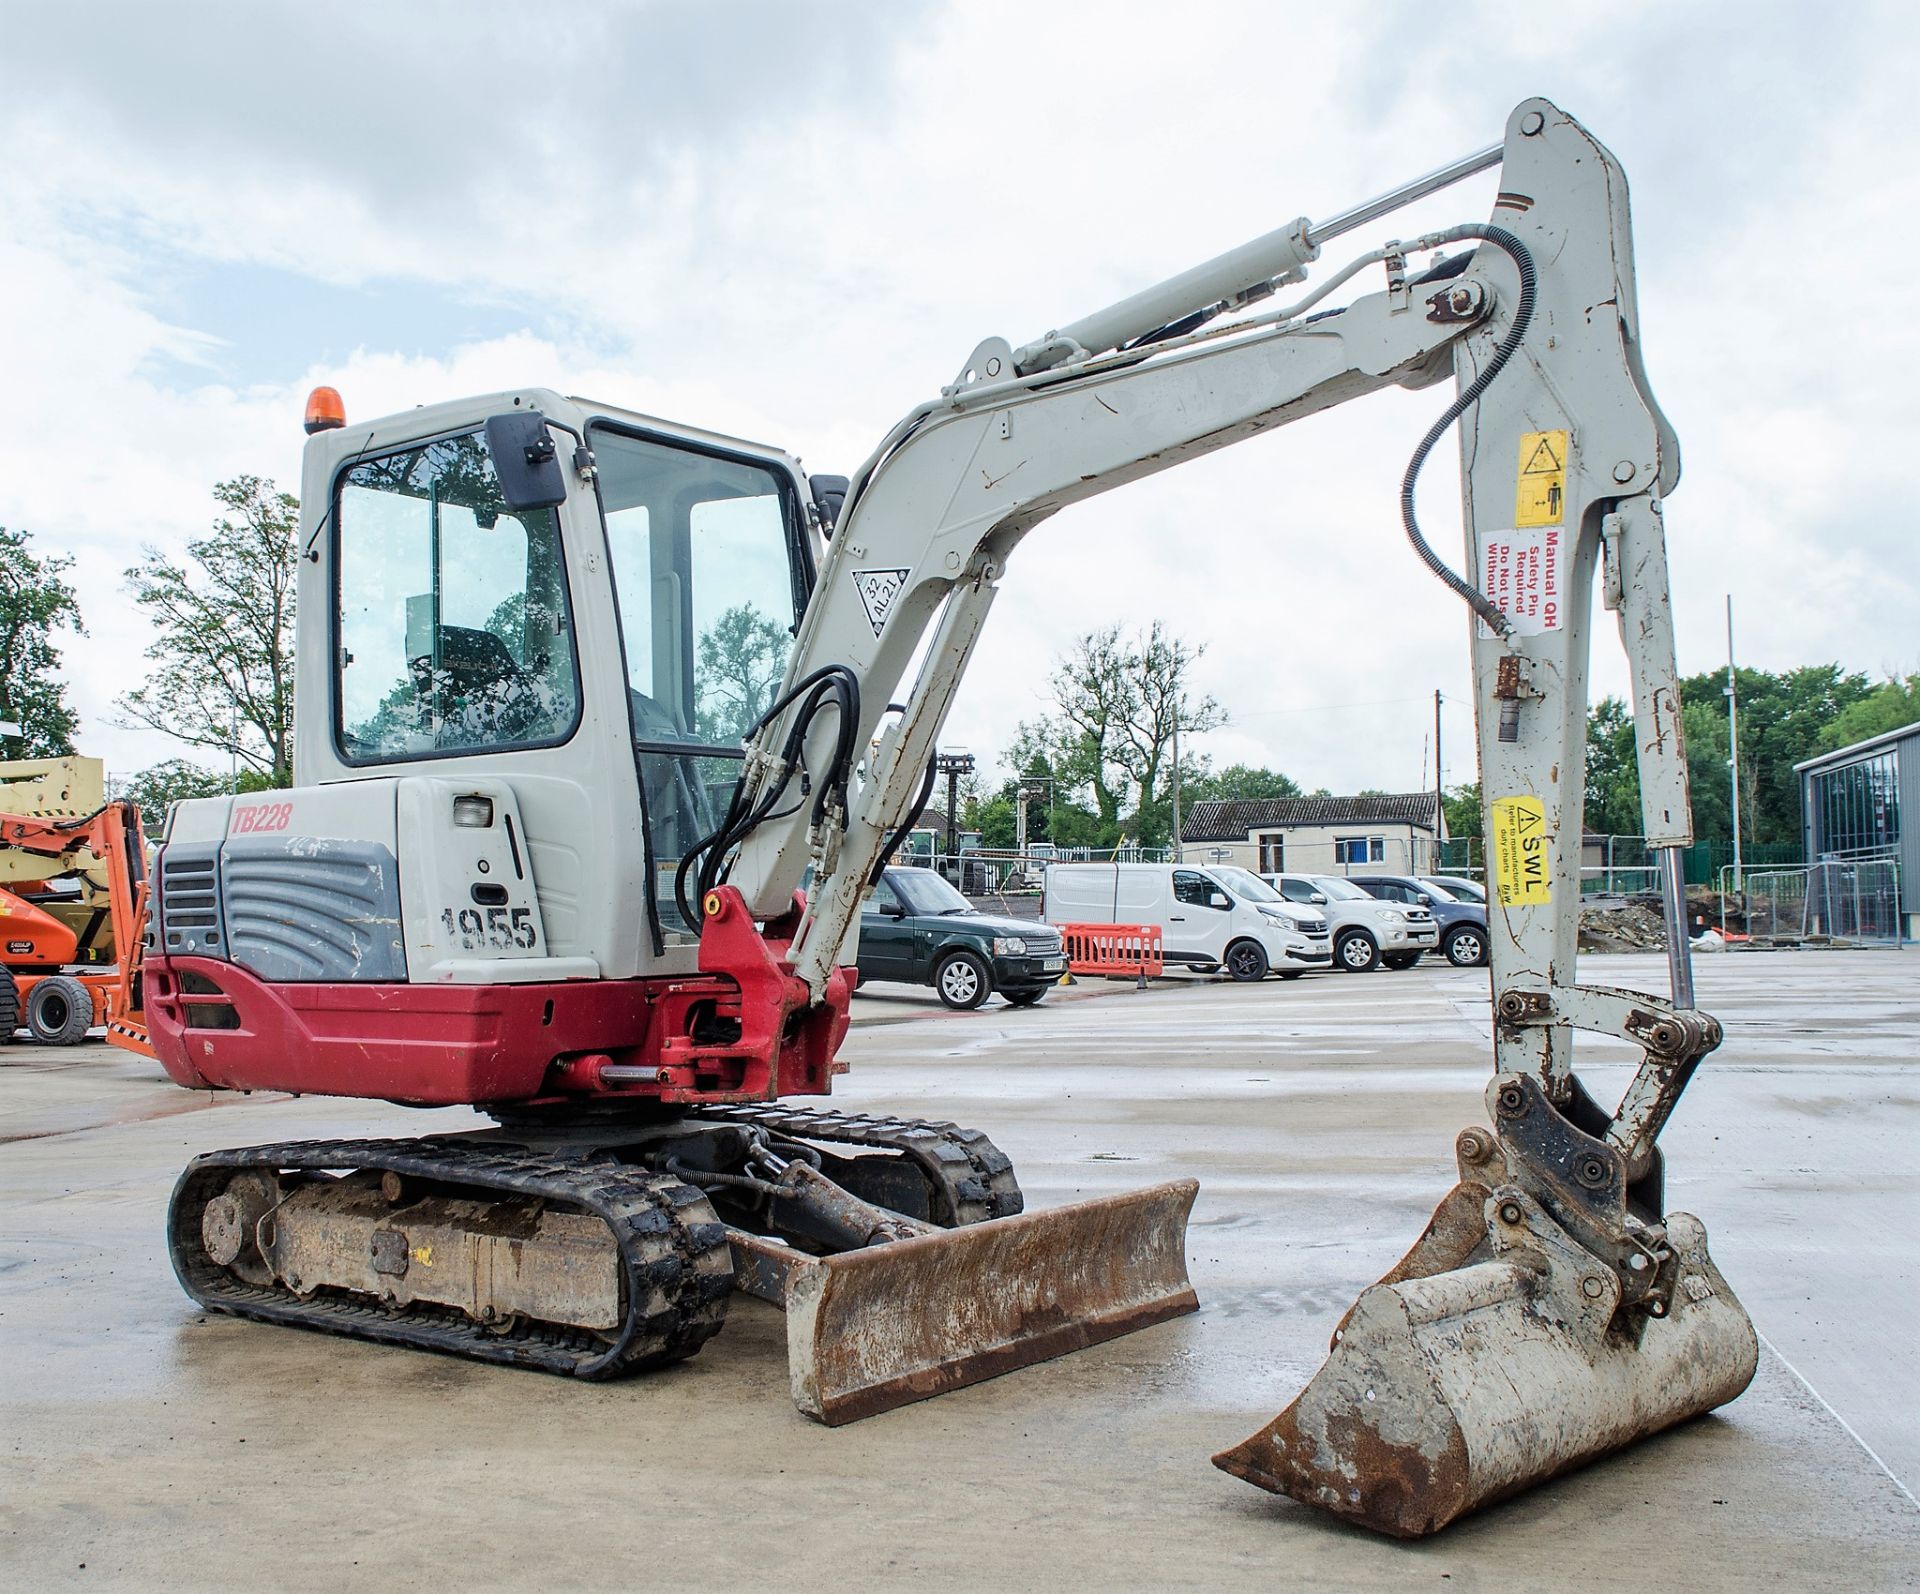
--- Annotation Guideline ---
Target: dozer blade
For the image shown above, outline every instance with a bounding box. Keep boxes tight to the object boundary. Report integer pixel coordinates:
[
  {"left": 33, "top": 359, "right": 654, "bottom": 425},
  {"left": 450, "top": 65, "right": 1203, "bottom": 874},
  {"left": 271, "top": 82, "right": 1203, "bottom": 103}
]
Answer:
[
  {"left": 1214, "top": 1183, "right": 1758, "bottom": 1538},
  {"left": 732, "top": 1178, "right": 1199, "bottom": 1424}
]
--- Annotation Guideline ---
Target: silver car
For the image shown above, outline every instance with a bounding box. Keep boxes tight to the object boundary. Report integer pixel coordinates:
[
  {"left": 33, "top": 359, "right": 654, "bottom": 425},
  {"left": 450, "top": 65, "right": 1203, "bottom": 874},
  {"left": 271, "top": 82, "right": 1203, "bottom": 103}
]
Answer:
[{"left": 1265, "top": 872, "right": 1440, "bottom": 972}]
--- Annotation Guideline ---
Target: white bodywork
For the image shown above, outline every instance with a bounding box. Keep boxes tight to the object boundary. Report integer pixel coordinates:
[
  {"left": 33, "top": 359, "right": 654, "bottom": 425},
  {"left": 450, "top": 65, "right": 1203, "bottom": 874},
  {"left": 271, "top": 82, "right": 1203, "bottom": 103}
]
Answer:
[
  {"left": 1268, "top": 872, "right": 1438, "bottom": 959},
  {"left": 1041, "top": 863, "right": 1328, "bottom": 971}
]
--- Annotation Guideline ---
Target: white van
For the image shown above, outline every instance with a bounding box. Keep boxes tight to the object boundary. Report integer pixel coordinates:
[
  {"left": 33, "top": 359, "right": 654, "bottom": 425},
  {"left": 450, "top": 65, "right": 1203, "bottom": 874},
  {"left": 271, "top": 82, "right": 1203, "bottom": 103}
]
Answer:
[{"left": 1042, "top": 862, "right": 1331, "bottom": 981}]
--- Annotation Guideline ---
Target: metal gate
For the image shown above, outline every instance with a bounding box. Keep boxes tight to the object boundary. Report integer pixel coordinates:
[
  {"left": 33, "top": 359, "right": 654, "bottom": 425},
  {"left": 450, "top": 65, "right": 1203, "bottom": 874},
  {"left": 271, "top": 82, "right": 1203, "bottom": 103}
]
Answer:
[{"left": 1744, "top": 858, "right": 1903, "bottom": 947}]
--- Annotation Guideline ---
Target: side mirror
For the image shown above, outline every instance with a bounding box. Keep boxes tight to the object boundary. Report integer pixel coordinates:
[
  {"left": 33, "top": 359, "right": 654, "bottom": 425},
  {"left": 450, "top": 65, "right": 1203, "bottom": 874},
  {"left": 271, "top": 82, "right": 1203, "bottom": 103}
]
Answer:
[
  {"left": 1208, "top": 892, "right": 1230, "bottom": 909},
  {"left": 1310, "top": 892, "right": 1328, "bottom": 904},
  {"left": 1416, "top": 892, "right": 1432, "bottom": 906},
  {"left": 810, "top": 473, "right": 850, "bottom": 536},
  {"left": 484, "top": 412, "right": 567, "bottom": 511},
  {"left": 881, "top": 901, "right": 908, "bottom": 919}
]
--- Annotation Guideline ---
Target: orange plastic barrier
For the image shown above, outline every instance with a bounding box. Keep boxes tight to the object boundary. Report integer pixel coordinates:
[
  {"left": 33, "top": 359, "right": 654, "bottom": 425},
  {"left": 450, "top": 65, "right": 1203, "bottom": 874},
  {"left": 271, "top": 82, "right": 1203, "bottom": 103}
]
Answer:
[{"left": 1059, "top": 922, "right": 1165, "bottom": 980}]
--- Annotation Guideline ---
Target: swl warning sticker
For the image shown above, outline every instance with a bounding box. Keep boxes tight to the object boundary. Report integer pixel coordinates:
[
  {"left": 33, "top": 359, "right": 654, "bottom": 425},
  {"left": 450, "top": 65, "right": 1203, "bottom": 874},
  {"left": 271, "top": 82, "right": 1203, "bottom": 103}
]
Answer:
[
  {"left": 853, "top": 568, "right": 910, "bottom": 637},
  {"left": 1490, "top": 795, "right": 1551, "bottom": 907},
  {"left": 1477, "top": 523, "right": 1564, "bottom": 638},
  {"left": 1513, "top": 428, "right": 1568, "bottom": 528}
]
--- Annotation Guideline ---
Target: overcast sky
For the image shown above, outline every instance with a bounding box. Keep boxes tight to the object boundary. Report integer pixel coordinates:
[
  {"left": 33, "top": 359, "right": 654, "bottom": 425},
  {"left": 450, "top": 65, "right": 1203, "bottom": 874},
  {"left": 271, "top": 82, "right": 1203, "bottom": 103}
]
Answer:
[{"left": 3, "top": 1, "right": 1913, "bottom": 796}]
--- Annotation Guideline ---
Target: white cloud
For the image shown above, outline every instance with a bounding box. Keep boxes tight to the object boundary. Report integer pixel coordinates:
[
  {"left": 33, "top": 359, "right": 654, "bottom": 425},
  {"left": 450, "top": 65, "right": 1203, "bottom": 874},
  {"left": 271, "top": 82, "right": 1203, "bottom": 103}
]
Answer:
[{"left": 2, "top": 0, "right": 1914, "bottom": 796}]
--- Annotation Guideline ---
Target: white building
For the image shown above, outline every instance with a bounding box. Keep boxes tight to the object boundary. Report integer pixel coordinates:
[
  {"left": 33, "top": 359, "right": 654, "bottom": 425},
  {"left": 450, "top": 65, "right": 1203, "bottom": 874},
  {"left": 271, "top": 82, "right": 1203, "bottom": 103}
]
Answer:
[{"left": 1181, "top": 793, "right": 1443, "bottom": 876}]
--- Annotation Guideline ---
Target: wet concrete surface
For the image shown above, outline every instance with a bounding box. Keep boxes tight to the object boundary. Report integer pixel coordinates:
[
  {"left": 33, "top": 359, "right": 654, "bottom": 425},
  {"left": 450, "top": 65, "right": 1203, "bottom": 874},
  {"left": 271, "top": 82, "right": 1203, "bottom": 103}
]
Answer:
[{"left": 2, "top": 951, "right": 1915, "bottom": 1590}]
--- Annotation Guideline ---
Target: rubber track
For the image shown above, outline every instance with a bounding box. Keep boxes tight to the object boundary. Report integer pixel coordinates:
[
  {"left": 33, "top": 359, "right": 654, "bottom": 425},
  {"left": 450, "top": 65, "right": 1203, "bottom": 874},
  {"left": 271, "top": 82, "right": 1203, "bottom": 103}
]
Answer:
[
  {"left": 168, "top": 1137, "right": 733, "bottom": 1378},
  {"left": 694, "top": 1103, "right": 1023, "bottom": 1227}
]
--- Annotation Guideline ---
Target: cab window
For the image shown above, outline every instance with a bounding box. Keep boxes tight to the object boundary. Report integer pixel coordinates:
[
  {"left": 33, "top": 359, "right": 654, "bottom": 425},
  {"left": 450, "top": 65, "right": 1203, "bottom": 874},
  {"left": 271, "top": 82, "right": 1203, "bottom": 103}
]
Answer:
[
  {"left": 862, "top": 878, "right": 905, "bottom": 915},
  {"left": 1173, "top": 870, "right": 1226, "bottom": 909},
  {"left": 335, "top": 427, "right": 581, "bottom": 762}
]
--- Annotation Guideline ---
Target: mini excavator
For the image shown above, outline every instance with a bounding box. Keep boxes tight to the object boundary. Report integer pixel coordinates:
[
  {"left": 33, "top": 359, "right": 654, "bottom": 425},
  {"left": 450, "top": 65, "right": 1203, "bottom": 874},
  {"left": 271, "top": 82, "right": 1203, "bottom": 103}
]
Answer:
[{"left": 148, "top": 99, "right": 1756, "bottom": 1534}]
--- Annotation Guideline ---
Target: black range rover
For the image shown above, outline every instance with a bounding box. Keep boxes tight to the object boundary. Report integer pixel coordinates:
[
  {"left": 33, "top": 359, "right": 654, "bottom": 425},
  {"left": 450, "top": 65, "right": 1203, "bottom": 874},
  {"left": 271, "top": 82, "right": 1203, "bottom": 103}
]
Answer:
[{"left": 857, "top": 866, "right": 1067, "bottom": 1009}]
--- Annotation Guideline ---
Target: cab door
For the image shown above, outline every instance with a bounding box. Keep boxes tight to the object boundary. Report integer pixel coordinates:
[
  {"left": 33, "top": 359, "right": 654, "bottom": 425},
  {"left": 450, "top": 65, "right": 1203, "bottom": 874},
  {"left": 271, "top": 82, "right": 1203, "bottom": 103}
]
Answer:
[{"left": 1170, "top": 868, "right": 1233, "bottom": 960}]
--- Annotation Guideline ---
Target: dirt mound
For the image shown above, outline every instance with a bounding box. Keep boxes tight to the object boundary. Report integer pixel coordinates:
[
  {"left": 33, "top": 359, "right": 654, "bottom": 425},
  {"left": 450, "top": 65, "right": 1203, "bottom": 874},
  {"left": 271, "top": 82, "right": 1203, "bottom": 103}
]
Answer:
[{"left": 1579, "top": 900, "right": 1667, "bottom": 953}]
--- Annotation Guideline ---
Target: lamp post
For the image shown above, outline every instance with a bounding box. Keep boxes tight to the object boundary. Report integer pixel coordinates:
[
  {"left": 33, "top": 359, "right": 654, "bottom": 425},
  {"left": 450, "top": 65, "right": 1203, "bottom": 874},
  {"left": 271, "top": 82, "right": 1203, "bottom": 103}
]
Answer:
[
  {"left": 1726, "top": 597, "right": 1742, "bottom": 894},
  {"left": 934, "top": 751, "right": 975, "bottom": 876}
]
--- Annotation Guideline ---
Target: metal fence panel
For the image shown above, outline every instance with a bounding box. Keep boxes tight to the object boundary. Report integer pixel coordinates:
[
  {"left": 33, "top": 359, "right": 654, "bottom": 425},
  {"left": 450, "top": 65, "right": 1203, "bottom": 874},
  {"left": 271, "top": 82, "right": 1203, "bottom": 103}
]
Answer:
[{"left": 1743, "top": 858, "right": 1902, "bottom": 947}]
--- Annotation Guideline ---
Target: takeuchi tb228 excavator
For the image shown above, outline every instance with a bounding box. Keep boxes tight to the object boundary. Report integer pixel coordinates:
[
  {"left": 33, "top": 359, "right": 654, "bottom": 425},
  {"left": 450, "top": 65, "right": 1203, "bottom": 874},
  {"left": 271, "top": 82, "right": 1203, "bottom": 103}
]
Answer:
[{"left": 146, "top": 99, "right": 1757, "bottom": 1537}]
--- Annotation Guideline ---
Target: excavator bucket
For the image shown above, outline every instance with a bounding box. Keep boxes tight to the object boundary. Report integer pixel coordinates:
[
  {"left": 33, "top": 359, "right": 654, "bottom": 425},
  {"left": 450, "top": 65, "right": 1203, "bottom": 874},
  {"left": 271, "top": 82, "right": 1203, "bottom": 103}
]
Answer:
[
  {"left": 731, "top": 1179, "right": 1199, "bottom": 1424},
  {"left": 1214, "top": 1180, "right": 1758, "bottom": 1538}
]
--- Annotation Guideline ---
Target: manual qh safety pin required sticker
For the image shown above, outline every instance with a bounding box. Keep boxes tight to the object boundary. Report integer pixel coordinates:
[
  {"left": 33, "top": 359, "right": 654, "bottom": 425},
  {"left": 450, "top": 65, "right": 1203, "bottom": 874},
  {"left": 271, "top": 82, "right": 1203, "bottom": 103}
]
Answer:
[
  {"left": 1490, "top": 794, "right": 1551, "bottom": 906},
  {"left": 1476, "top": 429, "right": 1570, "bottom": 639},
  {"left": 853, "top": 568, "right": 910, "bottom": 637}
]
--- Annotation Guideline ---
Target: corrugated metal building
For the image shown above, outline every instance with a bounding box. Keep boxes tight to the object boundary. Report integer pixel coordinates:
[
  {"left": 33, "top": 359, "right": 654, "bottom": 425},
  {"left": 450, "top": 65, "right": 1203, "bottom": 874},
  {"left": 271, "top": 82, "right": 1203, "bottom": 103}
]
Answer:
[{"left": 1795, "top": 721, "right": 1916, "bottom": 937}]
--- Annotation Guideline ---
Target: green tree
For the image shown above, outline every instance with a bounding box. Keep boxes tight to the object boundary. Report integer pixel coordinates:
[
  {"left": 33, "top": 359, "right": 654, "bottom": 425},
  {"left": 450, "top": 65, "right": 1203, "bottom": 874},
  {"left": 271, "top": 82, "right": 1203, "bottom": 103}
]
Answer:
[
  {"left": 112, "top": 758, "right": 261, "bottom": 820},
  {"left": 1583, "top": 697, "right": 1641, "bottom": 836},
  {"left": 1584, "top": 665, "right": 1877, "bottom": 843},
  {"left": 1019, "top": 622, "right": 1223, "bottom": 843},
  {"left": 119, "top": 477, "right": 299, "bottom": 785},
  {"left": 1687, "top": 664, "right": 1873, "bottom": 844},
  {"left": 696, "top": 604, "right": 788, "bottom": 744},
  {"left": 1184, "top": 764, "right": 1301, "bottom": 803},
  {"left": 1818, "top": 672, "right": 1920, "bottom": 752},
  {"left": 1442, "top": 781, "right": 1482, "bottom": 846},
  {"left": 0, "top": 527, "right": 84, "bottom": 756}
]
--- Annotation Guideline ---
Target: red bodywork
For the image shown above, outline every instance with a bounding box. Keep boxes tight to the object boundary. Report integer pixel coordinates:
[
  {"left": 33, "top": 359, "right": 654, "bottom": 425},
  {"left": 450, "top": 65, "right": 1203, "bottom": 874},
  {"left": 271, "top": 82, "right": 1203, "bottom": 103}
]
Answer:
[
  {"left": 148, "top": 884, "right": 855, "bottom": 1109},
  {"left": 0, "top": 802, "right": 153, "bottom": 1056}
]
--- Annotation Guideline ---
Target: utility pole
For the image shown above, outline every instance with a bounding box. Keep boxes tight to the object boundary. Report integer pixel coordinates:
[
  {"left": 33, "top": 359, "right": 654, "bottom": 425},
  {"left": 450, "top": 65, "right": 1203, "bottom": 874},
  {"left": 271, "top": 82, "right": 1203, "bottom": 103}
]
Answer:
[
  {"left": 1434, "top": 688, "right": 1444, "bottom": 874},
  {"left": 1170, "top": 716, "right": 1183, "bottom": 863},
  {"left": 1726, "top": 596, "right": 1742, "bottom": 893}
]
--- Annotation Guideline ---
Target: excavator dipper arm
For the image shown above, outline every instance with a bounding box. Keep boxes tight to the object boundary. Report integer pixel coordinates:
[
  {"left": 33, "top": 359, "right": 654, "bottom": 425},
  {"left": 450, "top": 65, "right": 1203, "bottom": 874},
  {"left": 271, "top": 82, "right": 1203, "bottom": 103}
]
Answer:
[{"left": 698, "top": 97, "right": 1757, "bottom": 1533}]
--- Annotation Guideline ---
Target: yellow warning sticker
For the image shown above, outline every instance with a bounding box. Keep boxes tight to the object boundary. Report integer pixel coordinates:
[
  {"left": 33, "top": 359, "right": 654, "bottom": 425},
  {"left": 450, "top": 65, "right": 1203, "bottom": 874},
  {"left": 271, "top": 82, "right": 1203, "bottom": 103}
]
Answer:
[
  {"left": 1513, "top": 428, "right": 1569, "bottom": 528},
  {"left": 1490, "top": 795, "right": 1551, "bottom": 906}
]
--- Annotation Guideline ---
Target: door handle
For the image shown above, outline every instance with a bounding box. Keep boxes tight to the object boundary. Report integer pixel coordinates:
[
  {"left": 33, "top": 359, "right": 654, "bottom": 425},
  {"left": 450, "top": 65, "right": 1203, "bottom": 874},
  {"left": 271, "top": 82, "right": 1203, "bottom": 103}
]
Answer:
[{"left": 1169, "top": 915, "right": 1185, "bottom": 921}]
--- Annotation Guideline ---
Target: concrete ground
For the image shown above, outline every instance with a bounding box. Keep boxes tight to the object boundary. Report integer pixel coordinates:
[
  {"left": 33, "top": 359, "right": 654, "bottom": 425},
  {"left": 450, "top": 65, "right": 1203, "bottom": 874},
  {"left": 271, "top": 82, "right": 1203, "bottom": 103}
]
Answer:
[{"left": 2, "top": 951, "right": 1915, "bottom": 1591}]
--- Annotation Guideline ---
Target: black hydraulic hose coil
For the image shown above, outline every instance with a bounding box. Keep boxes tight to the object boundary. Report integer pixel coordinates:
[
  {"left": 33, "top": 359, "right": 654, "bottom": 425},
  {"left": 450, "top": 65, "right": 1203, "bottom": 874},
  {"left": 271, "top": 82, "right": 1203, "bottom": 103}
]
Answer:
[{"left": 1398, "top": 224, "right": 1537, "bottom": 638}]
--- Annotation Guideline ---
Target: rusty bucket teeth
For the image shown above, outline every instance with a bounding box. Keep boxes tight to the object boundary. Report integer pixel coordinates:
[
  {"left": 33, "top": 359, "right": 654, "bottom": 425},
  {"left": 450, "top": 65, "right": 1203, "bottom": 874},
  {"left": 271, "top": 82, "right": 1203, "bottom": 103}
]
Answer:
[
  {"left": 732, "top": 1179, "right": 1199, "bottom": 1425},
  {"left": 1213, "top": 1185, "right": 1758, "bottom": 1539}
]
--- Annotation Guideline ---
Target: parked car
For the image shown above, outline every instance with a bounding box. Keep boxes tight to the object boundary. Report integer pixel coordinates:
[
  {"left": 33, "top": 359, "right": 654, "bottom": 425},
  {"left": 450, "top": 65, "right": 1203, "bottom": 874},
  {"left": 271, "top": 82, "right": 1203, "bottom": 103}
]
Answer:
[
  {"left": 1352, "top": 874, "right": 1490, "bottom": 967},
  {"left": 1044, "top": 862, "right": 1331, "bottom": 981},
  {"left": 857, "top": 866, "right": 1067, "bottom": 1009},
  {"left": 1264, "top": 872, "right": 1438, "bottom": 972},
  {"left": 1421, "top": 874, "right": 1487, "bottom": 905}
]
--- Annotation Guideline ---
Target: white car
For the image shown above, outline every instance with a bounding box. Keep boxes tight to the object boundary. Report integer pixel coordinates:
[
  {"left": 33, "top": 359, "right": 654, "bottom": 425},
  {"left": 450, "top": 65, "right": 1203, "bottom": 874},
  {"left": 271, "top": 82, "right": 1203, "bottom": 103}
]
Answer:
[{"left": 1264, "top": 872, "right": 1439, "bottom": 972}]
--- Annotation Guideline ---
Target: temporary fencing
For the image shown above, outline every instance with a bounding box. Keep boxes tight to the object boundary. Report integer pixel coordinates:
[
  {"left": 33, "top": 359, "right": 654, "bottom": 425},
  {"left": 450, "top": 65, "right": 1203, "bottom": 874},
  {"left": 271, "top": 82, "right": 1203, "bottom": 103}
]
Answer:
[
  {"left": 1741, "top": 857, "right": 1903, "bottom": 948},
  {"left": 1058, "top": 923, "right": 1165, "bottom": 981}
]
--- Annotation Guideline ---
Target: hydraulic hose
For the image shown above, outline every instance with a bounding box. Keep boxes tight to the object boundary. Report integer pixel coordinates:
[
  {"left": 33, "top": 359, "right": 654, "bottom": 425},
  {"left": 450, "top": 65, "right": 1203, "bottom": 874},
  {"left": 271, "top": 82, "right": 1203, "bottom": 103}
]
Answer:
[
  {"left": 1398, "top": 224, "right": 1537, "bottom": 639},
  {"left": 674, "top": 664, "right": 862, "bottom": 933}
]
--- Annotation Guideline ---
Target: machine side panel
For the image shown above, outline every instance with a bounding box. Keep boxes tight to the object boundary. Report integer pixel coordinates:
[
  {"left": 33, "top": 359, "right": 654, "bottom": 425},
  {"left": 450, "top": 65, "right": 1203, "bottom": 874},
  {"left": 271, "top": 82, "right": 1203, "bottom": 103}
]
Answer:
[{"left": 221, "top": 837, "right": 406, "bottom": 982}]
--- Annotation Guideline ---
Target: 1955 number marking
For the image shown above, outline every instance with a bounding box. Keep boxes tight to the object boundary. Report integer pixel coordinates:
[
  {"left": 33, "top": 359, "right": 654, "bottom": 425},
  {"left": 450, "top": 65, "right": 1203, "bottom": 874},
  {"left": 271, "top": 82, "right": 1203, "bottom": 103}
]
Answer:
[{"left": 440, "top": 906, "right": 537, "bottom": 951}]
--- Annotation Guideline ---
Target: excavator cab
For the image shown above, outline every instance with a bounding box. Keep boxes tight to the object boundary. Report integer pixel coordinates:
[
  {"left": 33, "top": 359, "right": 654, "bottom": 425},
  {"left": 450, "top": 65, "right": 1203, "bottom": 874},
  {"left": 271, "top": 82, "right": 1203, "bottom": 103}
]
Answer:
[{"left": 329, "top": 408, "right": 813, "bottom": 943}]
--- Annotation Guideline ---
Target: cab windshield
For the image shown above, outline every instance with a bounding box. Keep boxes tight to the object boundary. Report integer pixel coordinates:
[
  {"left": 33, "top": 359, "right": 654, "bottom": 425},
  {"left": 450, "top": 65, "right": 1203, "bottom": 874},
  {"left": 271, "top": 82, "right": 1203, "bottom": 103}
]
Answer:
[
  {"left": 1211, "top": 865, "right": 1281, "bottom": 903},
  {"left": 1312, "top": 875, "right": 1371, "bottom": 901}
]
